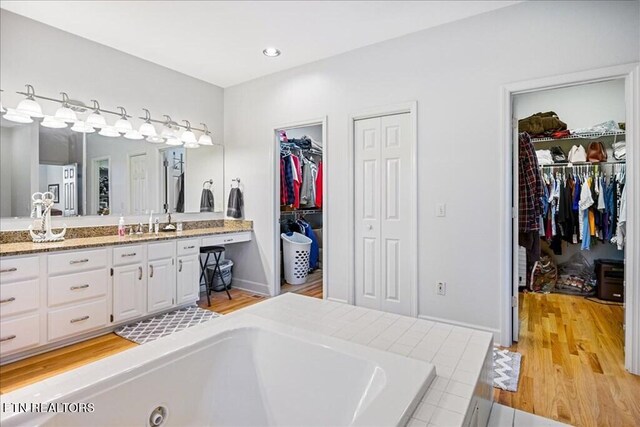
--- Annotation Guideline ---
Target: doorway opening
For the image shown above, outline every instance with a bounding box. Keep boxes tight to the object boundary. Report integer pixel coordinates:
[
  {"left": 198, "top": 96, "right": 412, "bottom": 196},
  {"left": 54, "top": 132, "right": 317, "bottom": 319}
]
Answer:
[{"left": 274, "top": 119, "right": 326, "bottom": 299}]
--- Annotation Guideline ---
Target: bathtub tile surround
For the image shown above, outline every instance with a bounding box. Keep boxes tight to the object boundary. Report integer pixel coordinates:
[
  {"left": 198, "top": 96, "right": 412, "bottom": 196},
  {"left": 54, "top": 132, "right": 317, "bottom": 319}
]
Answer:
[
  {"left": 0, "top": 301, "right": 436, "bottom": 427},
  {"left": 0, "top": 220, "right": 253, "bottom": 256},
  {"left": 242, "top": 294, "right": 494, "bottom": 427}
]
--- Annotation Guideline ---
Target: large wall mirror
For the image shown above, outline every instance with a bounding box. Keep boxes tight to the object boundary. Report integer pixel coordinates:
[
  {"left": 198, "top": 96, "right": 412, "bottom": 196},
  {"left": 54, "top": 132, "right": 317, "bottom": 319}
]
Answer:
[{"left": 0, "top": 118, "right": 224, "bottom": 219}]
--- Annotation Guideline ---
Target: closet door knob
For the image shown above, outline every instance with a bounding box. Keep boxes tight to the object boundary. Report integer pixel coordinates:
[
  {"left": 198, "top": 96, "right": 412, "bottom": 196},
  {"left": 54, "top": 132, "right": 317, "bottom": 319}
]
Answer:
[{"left": 367, "top": 225, "right": 373, "bottom": 230}]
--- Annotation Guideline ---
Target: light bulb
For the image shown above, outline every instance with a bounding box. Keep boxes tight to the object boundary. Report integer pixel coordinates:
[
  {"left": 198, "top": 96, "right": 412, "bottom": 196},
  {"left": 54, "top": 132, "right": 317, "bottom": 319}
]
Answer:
[
  {"left": 98, "top": 126, "right": 121, "bottom": 138},
  {"left": 40, "top": 115, "right": 68, "bottom": 129},
  {"left": 198, "top": 133, "right": 213, "bottom": 145},
  {"left": 184, "top": 142, "right": 200, "bottom": 149},
  {"left": 146, "top": 135, "right": 165, "bottom": 144},
  {"left": 139, "top": 122, "right": 157, "bottom": 137},
  {"left": 86, "top": 112, "right": 106, "bottom": 128},
  {"left": 54, "top": 106, "right": 77, "bottom": 123},
  {"left": 3, "top": 108, "right": 33, "bottom": 123},
  {"left": 70, "top": 121, "right": 95, "bottom": 133},
  {"left": 16, "top": 98, "right": 44, "bottom": 118},
  {"left": 124, "top": 129, "right": 144, "bottom": 140}
]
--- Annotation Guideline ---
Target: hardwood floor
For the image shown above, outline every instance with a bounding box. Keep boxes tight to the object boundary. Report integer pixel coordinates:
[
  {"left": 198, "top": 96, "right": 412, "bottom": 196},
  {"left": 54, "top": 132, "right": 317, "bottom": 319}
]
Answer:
[{"left": 495, "top": 292, "right": 640, "bottom": 427}]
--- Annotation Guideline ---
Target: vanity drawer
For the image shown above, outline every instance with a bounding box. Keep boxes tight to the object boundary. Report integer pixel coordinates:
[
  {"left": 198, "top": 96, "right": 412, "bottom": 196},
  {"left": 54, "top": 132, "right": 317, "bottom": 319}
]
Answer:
[
  {"left": 177, "top": 239, "right": 199, "bottom": 256},
  {"left": 0, "top": 314, "right": 40, "bottom": 356},
  {"left": 48, "top": 269, "right": 107, "bottom": 307},
  {"left": 48, "top": 249, "right": 107, "bottom": 276},
  {"left": 113, "top": 245, "right": 144, "bottom": 266},
  {"left": 0, "top": 279, "right": 39, "bottom": 318},
  {"left": 201, "top": 232, "right": 251, "bottom": 247},
  {"left": 0, "top": 256, "right": 39, "bottom": 284},
  {"left": 148, "top": 241, "right": 174, "bottom": 261},
  {"left": 48, "top": 299, "right": 107, "bottom": 342}
]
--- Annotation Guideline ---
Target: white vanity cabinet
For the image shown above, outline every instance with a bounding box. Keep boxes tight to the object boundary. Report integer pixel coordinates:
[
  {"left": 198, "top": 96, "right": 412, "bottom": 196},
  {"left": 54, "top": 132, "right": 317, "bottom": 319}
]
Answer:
[
  {"left": 47, "top": 249, "right": 109, "bottom": 342},
  {"left": 176, "top": 239, "right": 200, "bottom": 305},
  {"left": 147, "top": 242, "right": 176, "bottom": 314},
  {"left": 112, "top": 245, "right": 146, "bottom": 323},
  {"left": 0, "top": 229, "right": 251, "bottom": 364},
  {"left": 0, "top": 255, "right": 41, "bottom": 356}
]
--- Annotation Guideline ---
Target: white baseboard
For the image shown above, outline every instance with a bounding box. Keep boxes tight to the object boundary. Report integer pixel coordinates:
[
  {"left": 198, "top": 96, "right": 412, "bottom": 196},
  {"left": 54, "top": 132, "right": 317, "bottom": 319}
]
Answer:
[
  {"left": 326, "top": 296, "right": 349, "bottom": 304},
  {"left": 231, "top": 278, "right": 270, "bottom": 296},
  {"left": 418, "top": 314, "right": 501, "bottom": 343}
]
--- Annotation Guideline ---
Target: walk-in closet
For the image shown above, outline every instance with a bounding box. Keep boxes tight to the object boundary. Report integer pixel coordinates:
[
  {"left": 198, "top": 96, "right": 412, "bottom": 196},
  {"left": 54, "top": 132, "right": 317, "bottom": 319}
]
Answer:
[
  {"left": 513, "top": 79, "right": 627, "bottom": 358},
  {"left": 277, "top": 123, "right": 324, "bottom": 297}
]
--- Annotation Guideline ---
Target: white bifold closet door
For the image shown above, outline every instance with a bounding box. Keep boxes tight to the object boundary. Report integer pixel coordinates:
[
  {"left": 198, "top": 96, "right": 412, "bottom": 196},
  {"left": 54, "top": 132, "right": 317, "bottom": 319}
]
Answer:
[{"left": 354, "top": 113, "right": 413, "bottom": 316}]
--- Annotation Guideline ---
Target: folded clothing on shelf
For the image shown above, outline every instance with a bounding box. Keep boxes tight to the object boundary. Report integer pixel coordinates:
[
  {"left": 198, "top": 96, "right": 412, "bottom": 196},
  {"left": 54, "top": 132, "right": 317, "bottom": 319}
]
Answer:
[
  {"left": 536, "top": 149, "right": 554, "bottom": 165},
  {"left": 613, "top": 141, "right": 626, "bottom": 160}
]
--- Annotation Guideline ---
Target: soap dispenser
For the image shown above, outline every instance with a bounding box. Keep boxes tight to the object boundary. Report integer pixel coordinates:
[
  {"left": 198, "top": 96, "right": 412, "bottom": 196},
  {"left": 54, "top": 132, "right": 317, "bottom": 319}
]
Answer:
[
  {"left": 118, "top": 215, "right": 126, "bottom": 237},
  {"left": 148, "top": 211, "right": 154, "bottom": 234}
]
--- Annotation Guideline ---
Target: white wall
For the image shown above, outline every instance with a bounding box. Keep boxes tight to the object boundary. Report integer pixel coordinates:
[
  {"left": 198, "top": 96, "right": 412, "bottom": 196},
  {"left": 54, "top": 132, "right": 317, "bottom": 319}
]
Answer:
[
  {"left": 223, "top": 1, "right": 639, "bottom": 335},
  {"left": 0, "top": 10, "right": 225, "bottom": 227},
  {"left": 514, "top": 79, "right": 626, "bottom": 129}
]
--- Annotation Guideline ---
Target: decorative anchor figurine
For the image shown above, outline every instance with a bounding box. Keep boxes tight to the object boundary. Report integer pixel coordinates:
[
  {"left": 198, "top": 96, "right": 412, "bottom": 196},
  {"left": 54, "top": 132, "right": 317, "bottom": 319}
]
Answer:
[{"left": 28, "top": 191, "right": 67, "bottom": 243}]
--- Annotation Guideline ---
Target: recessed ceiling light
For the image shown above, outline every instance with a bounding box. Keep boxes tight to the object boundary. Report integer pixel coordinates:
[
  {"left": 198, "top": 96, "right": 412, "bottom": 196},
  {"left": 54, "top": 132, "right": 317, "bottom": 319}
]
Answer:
[{"left": 263, "top": 47, "right": 281, "bottom": 57}]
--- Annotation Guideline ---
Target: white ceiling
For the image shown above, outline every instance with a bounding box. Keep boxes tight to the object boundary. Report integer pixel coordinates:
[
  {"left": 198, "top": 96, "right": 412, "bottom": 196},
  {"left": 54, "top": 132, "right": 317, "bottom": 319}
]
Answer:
[{"left": 1, "top": 1, "right": 519, "bottom": 88}]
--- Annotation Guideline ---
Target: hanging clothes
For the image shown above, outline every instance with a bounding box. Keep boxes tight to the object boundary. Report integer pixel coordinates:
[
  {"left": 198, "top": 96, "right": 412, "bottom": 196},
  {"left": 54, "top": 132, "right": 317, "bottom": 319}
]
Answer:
[
  {"left": 518, "top": 133, "right": 543, "bottom": 233},
  {"left": 291, "top": 154, "right": 302, "bottom": 209},
  {"left": 315, "top": 161, "right": 323, "bottom": 208},
  {"left": 280, "top": 158, "right": 288, "bottom": 205},
  {"left": 298, "top": 219, "right": 319, "bottom": 270},
  {"left": 300, "top": 157, "right": 318, "bottom": 207}
]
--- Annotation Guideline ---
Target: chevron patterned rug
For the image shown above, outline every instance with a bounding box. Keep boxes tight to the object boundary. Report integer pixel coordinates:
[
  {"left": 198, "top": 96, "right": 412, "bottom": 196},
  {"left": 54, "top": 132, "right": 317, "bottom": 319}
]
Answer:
[
  {"left": 493, "top": 347, "right": 522, "bottom": 392},
  {"left": 115, "top": 306, "right": 221, "bottom": 345}
]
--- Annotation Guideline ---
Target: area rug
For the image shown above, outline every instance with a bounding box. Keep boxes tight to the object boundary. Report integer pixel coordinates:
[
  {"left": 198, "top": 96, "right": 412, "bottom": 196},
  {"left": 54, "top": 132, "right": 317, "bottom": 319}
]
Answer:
[
  {"left": 115, "top": 306, "right": 221, "bottom": 345},
  {"left": 493, "top": 347, "right": 522, "bottom": 392}
]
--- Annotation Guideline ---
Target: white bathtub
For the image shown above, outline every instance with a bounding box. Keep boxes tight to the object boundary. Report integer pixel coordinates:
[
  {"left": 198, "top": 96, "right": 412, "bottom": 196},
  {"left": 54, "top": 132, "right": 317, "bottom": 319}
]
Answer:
[{"left": 0, "top": 314, "right": 435, "bottom": 427}]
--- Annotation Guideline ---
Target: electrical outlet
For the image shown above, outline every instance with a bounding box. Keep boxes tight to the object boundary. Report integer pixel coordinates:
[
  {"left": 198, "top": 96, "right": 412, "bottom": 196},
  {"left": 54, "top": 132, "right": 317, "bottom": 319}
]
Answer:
[
  {"left": 437, "top": 282, "right": 446, "bottom": 296},
  {"left": 436, "top": 203, "right": 446, "bottom": 217}
]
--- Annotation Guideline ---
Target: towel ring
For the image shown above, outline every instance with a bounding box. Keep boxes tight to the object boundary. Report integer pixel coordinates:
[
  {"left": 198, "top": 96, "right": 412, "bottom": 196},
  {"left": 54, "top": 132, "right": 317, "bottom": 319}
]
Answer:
[{"left": 231, "top": 178, "right": 241, "bottom": 188}]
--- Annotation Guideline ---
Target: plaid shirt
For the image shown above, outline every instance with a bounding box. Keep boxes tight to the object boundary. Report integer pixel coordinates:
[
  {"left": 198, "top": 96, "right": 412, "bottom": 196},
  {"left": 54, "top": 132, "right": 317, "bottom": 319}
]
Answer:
[{"left": 519, "top": 133, "right": 543, "bottom": 232}]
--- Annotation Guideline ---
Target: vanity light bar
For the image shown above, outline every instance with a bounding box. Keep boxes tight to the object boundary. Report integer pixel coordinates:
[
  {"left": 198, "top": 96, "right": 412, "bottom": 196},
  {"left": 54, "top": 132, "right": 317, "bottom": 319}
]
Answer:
[
  {"left": 138, "top": 114, "right": 208, "bottom": 133},
  {"left": 11, "top": 84, "right": 213, "bottom": 137},
  {"left": 14, "top": 89, "right": 131, "bottom": 118}
]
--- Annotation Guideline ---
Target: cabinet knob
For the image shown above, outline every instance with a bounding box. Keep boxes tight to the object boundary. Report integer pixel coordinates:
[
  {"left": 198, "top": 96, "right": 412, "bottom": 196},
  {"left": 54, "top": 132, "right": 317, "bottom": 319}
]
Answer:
[
  {"left": 0, "top": 335, "right": 16, "bottom": 342},
  {"left": 0, "top": 267, "right": 17, "bottom": 273},
  {"left": 70, "top": 284, "right": 90, "bottom": 291},
  {"left": 178, "top": 260, "right": 183, "bottom": 272},
  {"left": 138, "top": 266, "right": 143, "bottom": 280},
  {"left": 0, "top": 297, "right": 16, "bottom": 303},
  {"left": 150, "top": 264, "right": 154, "bottom": 278},
  {"left": 69, "top": 258, "right": 89, "bottom": 265}
]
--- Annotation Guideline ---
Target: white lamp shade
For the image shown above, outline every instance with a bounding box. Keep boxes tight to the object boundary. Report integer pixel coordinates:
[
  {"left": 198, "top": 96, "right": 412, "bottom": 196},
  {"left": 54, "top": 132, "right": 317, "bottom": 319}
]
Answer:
[
  {"left": 124, "top": 129, "right": 144, "bottom": 140},
  {"left": 114, "top": 118, "right": 132, "bottom": 133},
  {"left": 3, "top": 108, "right": 33, "bottom": 124},
  {"left": 16, "top": 98, "right": 44, "bottom": 118},
  {"left": 146, "top": 134, "right": 165, "bottom": 144},
  {"left": 139, "top": 122, "right": 157, "bottom": 137},
  {"left": 180, "top": 130, "right": 197, "bottom": 144},
  {"left": 0, "top": 101, "right": 5, "bottom": 114},
  {"left": 40, "top": 115, "right": 68, "bottom": 129},
  {"left": 184, "top": 142, "right": 200, "bottom": 149},
  {"left": 70, "top": 121, "right": 95, "bottom": 134},
  {"left": 165, "top": 135, "right": 183, "bottom": 146},
  {"left": 86, "top": 112, "right": 107, "bottom": 128},
  {"left": 54, "top": 106, "right": 77, "bottom": 123},
  {"left": 98, "top": 126, "right": 121, "bottom": 138},
  {"left": 198, "top": 134, "right": 213, "bottom": 145}
]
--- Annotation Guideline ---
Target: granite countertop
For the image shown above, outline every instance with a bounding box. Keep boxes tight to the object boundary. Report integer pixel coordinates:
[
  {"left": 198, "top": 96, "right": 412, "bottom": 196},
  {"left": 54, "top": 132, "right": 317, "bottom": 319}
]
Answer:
[{"left": 0, "top": 224, "right": 253, "bottom": 257}]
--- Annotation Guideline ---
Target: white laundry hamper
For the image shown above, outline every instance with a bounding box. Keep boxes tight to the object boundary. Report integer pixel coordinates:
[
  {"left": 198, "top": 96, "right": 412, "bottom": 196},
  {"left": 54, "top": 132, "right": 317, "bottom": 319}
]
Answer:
[{"left": 281, "top": 232, "right": 312, "bottom": 285}]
